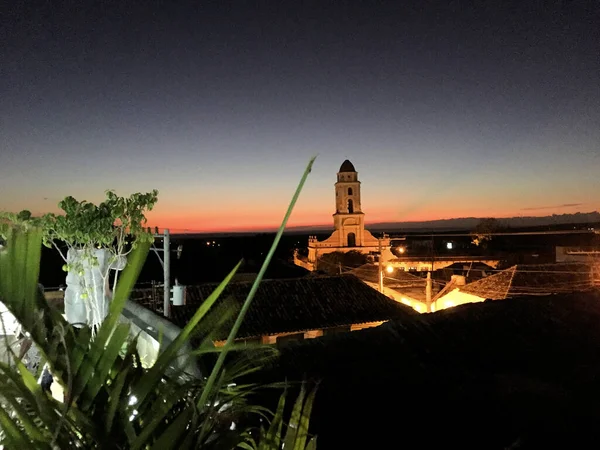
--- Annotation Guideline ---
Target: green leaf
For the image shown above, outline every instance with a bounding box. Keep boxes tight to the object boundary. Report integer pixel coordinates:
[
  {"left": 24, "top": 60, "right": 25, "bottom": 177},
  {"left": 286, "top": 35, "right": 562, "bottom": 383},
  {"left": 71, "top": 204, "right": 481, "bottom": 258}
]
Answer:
[
  {"left": 105, "top": 360, "right": 132, "bottom": 433},
  {"left": 293, "top": 385, "right": 317, "bottom": 450},
  {"left": 305, "top": 436, "right": 318, "bottom": 450},
  {"left": 0, "top": 405, "right": 31, "bottom": 448},
  {"left": 0, "top": 363, "right": 50, "bottom": 443},
  {"left": 238, "top": 443, "right": 257, "bottom": 450},
  {"left": 78, "top": 323, "right": 131, "bottom": 409},
  {"left": 198, "top": 155, "right": 317, "bottom": 412},
  {"left": 148, "top": 407, "right": 193, "bottom": 450},
  {"left": 259, "top": 390, "right": 286, "bottom": 450},
  {"left": 283, "top": 385, "right": 307, "bottom": 448}
]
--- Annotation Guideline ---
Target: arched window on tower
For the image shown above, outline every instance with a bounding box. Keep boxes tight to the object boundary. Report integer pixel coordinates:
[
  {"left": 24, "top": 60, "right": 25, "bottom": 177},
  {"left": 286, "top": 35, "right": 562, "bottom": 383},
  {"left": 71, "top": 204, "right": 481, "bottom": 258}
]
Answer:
[
  {"left": 347, "top": 232, "right": 356, "bottom": 247},
  {"left": 348, "top": 187, "right": 353, "bottom": 195},
  {"left": 347, "top": 199, "right": 354, "bottom": 213}
]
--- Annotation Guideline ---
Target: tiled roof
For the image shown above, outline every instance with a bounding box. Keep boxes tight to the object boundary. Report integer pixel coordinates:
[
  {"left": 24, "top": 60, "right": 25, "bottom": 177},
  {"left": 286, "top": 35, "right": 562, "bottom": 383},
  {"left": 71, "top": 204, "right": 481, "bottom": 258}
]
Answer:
[
  {"left": 253, "top": 291, "right": 600, "bottom": 449},
  {"left": 459, "top": 263, "right": 594, "bottom": 300},
  {"left": 165, "top": 274, "right": 416, "bottom": 340}
]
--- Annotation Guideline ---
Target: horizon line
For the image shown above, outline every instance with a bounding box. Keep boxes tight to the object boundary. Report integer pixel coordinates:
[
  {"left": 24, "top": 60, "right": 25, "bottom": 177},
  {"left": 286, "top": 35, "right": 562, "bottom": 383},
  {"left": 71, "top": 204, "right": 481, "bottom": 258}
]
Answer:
[{"left": 165, "top": 210, "right": 600, "bottom": 235}]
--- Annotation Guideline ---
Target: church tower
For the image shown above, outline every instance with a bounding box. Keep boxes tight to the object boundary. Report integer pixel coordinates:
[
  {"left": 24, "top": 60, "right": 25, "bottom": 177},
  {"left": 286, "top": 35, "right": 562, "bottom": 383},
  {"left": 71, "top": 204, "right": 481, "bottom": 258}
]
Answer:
[
  {"left": 333, "top": 159, "right": 365, "bottom": 247},
  {"left": 302, "top": 159, "right": 391, "bottom": 267}
]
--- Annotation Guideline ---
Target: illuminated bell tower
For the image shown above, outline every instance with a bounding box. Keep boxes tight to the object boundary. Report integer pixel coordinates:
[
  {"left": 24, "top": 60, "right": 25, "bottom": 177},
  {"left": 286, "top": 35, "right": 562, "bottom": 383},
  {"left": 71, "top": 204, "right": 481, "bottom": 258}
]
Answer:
[{"left": 333, "top": 160, "right": 365, "bottom": 247}]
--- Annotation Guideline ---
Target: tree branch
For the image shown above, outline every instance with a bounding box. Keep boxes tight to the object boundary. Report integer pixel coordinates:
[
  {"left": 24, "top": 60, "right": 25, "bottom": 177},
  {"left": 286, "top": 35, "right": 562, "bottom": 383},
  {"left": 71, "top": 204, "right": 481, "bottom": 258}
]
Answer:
[{"left": 51, "top": 241, "right": 68, "bottom": 263}]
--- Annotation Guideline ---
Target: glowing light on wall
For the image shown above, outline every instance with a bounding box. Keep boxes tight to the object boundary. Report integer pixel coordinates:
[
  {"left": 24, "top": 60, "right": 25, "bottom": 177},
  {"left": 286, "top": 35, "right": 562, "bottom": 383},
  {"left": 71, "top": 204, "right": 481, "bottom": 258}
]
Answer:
[{"left": 444, "top": 300, "right": 456, "bottom": 308}]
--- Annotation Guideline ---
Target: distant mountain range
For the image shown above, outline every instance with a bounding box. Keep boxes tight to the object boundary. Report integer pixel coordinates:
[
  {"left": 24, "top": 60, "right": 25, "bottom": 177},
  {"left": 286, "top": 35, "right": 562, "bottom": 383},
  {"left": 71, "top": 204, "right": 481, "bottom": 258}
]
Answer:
[
  {"left": 285, "top": 212, "right": 600, "bottom": 233},
  {"left": 171, "top": 212, "right": 600, "bottom": 238}
]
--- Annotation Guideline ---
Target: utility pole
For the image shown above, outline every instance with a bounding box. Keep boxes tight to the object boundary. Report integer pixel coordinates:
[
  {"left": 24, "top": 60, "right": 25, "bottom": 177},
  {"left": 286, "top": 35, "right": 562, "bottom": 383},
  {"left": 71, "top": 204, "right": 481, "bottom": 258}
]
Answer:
[
  {"left": 430, "top": 234, "right": 435, "bottom": 272},
  {"left": 427, "top": 234, "right": 434, "bottom": 312},
  {"left": 378, "top": 237, "right": 384, "bottom": 293},
  {"left": 150, "top": 228, "right": 179, "bottom": 318},
  {"left": 163, "top": 229, "right": 170, "bottom": 318},
  {"left": 426, "top": 271, "right": 432, "bottom": 312}
]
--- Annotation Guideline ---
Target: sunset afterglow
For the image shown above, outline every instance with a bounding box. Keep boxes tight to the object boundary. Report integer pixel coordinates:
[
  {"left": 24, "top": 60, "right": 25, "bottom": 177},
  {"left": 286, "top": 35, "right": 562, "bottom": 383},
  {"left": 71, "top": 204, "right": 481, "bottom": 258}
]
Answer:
[{"left": 2, "top": 2, "right": 599, "bottom": 234}]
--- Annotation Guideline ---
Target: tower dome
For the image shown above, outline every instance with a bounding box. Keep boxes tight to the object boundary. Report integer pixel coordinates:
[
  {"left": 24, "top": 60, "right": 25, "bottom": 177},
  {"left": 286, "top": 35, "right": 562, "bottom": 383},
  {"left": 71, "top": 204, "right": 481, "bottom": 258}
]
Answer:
[{"left": 339, "top": 159, "right": 356, "bottom": 173}]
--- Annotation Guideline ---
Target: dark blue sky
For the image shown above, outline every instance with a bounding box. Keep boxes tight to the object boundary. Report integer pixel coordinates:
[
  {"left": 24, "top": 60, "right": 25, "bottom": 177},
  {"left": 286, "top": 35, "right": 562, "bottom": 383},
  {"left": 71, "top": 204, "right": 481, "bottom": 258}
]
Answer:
[{"left": 2, "top": 1, "right": 599, "bottom": 232}]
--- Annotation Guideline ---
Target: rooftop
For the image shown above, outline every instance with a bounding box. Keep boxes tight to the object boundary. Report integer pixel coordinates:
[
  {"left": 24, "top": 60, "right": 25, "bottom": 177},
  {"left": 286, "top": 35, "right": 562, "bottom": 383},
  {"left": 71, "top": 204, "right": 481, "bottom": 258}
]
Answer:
[
  {"left": 255, "top": 290, "right": 600, "bottom": 449},
  {"left": 459, "top": 262, "right": 594, "bottom": 299},
  {"left": 164, "top": 274, "right": 416, "bottom": 340}
]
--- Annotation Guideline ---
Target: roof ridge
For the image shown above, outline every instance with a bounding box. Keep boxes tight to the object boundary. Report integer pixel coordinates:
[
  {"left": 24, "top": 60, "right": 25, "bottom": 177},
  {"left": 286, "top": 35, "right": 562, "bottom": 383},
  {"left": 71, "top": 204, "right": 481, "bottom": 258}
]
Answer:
[
  {"left": 504, "top": 266, "right": 518, "bottom": 299},
  {"left": 192, "top": 274, "right": 360, "bottom": 287}
]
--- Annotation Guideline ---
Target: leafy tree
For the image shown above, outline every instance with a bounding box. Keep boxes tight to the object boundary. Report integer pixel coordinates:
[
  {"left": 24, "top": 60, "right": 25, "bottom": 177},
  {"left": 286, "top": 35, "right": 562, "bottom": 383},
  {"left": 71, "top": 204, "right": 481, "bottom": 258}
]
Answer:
[
  {"left": 33, "top": 190, "right": 159, "bottom": 335},
  {"left": 317, "top": 251, "right": 368, "bottom": 275},
  {"left": 471, "top": 217, "right": 501, "bottom": 248}
]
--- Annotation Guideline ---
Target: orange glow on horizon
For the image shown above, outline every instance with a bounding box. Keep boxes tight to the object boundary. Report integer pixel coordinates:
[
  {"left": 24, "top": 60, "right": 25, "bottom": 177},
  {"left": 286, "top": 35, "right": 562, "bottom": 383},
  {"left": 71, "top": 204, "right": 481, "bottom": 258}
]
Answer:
[
  {"left": 20, "top": 196, "right": 596, "bottom": 235},
  {"left": 145, "top": 205, "right": 582, "bottom": 234},
  {"left": 15, "top": 202, "right": 597, "bottom": 235}
]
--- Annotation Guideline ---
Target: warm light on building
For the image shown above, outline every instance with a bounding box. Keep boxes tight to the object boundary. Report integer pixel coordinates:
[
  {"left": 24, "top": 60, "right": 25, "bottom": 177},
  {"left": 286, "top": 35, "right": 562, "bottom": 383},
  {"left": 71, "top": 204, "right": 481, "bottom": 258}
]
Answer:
[
  {"left": 444, "top": 300, "right": 456, "bottom": 308},
  {"left": 397, "top": 246, "right": 405, "bottom": 254},
  {"left": 386, "top": 265, "right": 394, "bottom": 273},
  {"left": 399, "top": 297, "right": 429, "bottom": 313},
  {"left": 446, "top": 242, "right": 453, "bottom": 250}
]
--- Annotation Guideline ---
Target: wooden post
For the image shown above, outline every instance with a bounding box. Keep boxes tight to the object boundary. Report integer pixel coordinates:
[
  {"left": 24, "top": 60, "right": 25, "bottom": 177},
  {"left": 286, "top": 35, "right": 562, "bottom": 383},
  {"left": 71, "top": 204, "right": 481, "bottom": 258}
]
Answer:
[
  {"left": 426, "top": 271, "right": 432, "bottom": 312},
  {"left": 378, "top": 238, "right": 384, "bottom": 293}
]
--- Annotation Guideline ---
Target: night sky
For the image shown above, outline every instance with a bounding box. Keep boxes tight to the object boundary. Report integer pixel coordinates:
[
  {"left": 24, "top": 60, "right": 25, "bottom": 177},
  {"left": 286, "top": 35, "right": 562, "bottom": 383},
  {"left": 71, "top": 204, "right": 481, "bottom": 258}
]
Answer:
[{"left": 2, "top": 1, "right": 599, "bottom": 232}]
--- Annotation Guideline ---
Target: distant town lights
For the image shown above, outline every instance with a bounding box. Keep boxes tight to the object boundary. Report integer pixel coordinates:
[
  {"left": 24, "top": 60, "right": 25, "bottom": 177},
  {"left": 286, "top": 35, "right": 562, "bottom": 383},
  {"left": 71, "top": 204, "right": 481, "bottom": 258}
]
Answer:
[
  {"left": 397, "top": 246, "right": 405, "bottom": 254},
  {"left": 446, "top": 242, "right": 453, "bottom": 250}
]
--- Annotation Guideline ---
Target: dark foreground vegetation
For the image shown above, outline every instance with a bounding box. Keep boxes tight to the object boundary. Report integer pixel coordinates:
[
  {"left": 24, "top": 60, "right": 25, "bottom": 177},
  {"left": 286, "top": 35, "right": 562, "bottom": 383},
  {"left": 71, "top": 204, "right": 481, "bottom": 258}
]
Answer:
[{"left": 254, "top": 291, "right": 600, "bottom": 449}]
